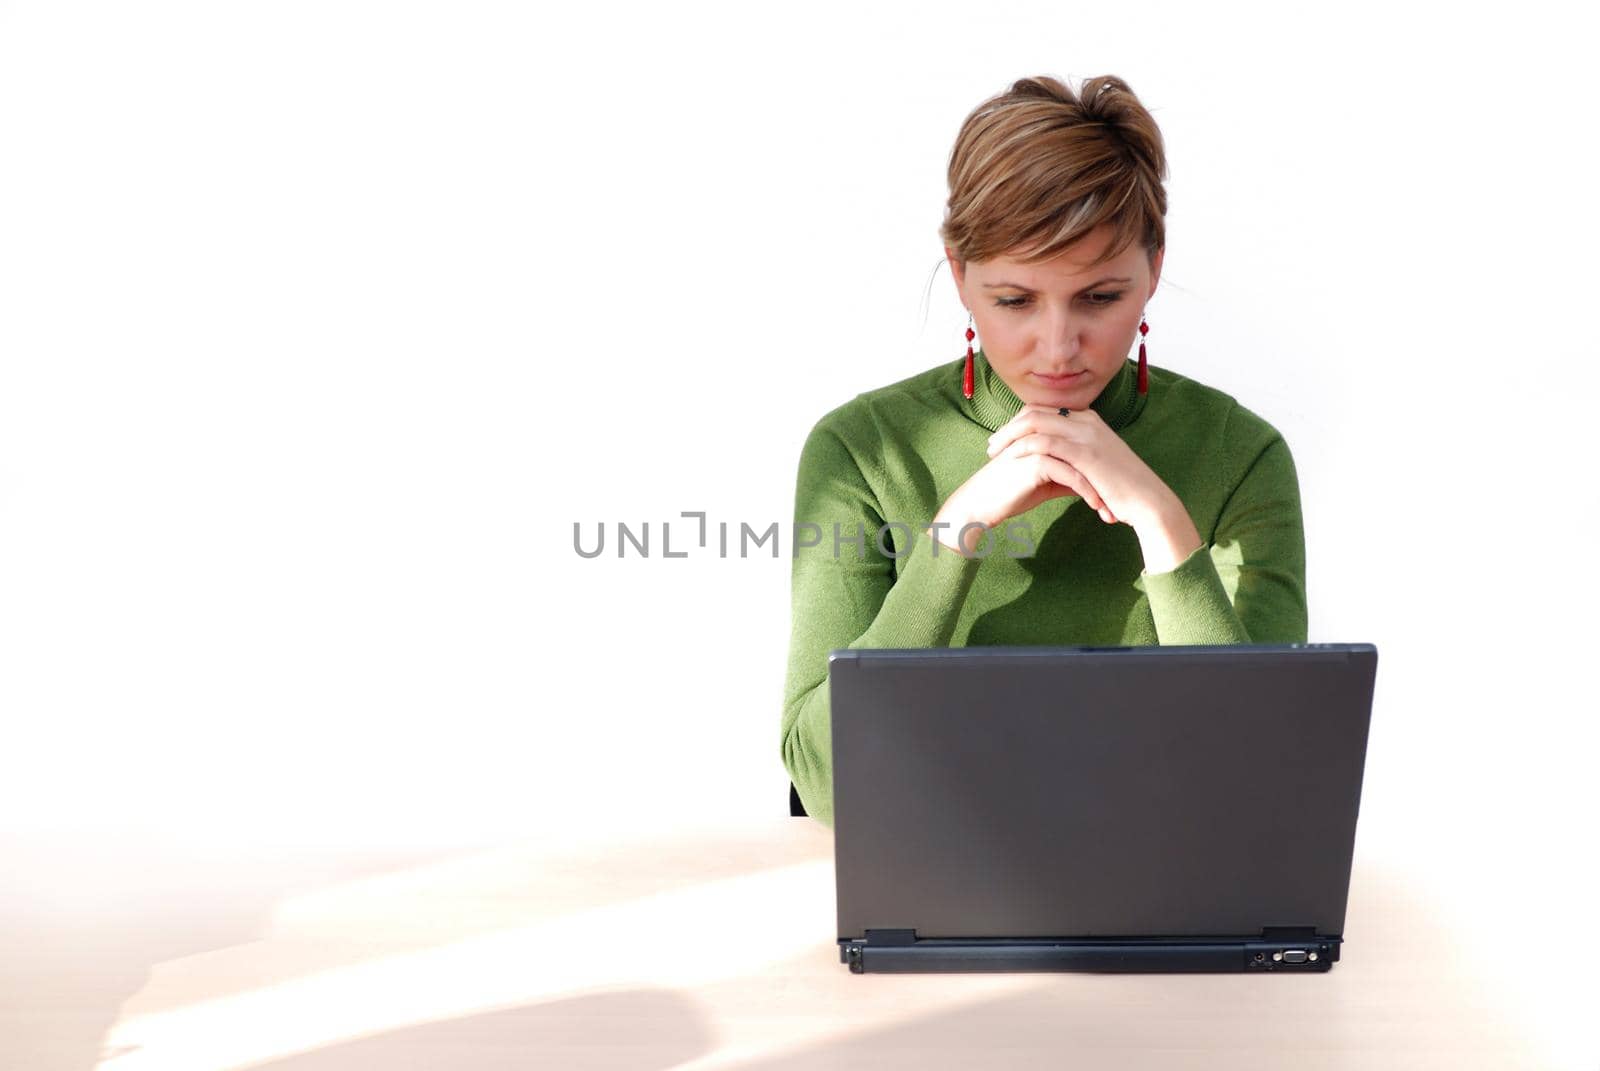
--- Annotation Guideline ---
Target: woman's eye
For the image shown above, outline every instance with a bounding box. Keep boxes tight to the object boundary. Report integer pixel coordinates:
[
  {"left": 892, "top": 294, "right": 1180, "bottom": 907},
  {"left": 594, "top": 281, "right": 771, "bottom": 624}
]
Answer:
[{"left": 994, "top": 292, "right": 1125, "bottom": 311}]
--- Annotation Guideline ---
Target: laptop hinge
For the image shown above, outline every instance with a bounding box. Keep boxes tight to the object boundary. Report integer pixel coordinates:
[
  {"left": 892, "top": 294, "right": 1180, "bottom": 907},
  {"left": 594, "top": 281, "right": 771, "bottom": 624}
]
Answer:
[
  {"left": 1259, "top": 925, "right": 1319, "bottom": 939},
  {"left": 840, "top": 928, "right": 918, "bottom": 970}
]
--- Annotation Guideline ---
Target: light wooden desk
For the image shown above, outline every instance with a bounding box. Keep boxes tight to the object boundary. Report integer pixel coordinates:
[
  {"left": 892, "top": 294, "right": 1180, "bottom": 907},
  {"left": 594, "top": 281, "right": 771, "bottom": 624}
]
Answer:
[{"left": 1, "top": 816, "right": 1578, "bottom": 1070}]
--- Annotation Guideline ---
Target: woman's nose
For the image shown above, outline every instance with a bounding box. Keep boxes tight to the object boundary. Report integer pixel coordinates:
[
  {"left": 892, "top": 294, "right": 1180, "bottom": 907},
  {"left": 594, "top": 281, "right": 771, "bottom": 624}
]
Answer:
[{"left": 1041, "top": 305, "right": 1082, "bottom": 359}]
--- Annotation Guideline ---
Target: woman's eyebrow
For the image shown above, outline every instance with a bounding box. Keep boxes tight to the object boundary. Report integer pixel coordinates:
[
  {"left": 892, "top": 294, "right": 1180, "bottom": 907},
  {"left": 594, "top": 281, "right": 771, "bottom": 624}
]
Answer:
[{"left": 982, "top": 276, "right": 1132, "bottom": 292}]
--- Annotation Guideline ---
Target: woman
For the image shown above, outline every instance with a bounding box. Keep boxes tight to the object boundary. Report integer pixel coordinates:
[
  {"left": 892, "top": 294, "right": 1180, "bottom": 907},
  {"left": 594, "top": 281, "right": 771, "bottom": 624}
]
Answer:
[{"left": 780, "top": 75, "right": 1307, "bottom": 826}]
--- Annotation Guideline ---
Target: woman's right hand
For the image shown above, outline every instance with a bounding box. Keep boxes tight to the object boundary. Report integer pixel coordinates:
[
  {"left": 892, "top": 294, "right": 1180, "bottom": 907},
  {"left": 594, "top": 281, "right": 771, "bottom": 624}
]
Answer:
[{"left": 930, "top": 450, "right": 1116, "bottom": 555}]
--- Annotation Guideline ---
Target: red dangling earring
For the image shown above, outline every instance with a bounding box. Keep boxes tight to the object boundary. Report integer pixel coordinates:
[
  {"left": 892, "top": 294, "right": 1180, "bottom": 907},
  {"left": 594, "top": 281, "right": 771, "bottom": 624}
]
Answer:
[
  {"left": 1137, "top": 314, "right": 1149, "bottom": 395},
  {"left": 962, "top": 312, "right": 976, "bottom": 399}
]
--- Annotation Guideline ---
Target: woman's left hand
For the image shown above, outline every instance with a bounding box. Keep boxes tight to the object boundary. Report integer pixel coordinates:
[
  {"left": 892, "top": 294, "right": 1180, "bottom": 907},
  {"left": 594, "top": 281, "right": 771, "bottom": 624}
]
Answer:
[{"left": 985, "top": 404, "right": 1171, "bottom": 533}]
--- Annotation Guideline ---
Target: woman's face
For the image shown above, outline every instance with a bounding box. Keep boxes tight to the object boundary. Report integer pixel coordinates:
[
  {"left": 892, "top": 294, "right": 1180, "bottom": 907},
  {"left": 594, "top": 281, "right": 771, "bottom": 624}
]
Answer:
[{"left": 947, "top": 224, "right": 1163, "bottom": 408}]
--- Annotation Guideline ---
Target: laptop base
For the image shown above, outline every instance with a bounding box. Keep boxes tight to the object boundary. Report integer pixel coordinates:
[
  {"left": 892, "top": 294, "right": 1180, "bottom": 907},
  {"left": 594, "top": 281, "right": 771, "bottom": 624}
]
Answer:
[{"left": 841, "top": 930, "right": 1341, "bottom": 974}]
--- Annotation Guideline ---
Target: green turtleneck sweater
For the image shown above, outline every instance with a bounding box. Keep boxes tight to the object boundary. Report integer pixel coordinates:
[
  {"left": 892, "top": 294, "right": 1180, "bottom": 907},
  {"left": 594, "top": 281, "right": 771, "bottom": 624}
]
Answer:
[{"left": 780, "top": 351, "right": 1308, "bottom": 827}]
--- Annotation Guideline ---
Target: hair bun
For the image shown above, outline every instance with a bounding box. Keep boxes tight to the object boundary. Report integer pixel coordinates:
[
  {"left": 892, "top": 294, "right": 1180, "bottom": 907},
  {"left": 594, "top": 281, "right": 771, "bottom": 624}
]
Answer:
[
  {"left": 1006, "top": 75, "right": 1077, "bottom": 106},
  {"left": 1077, "top": 74, "right": 1140, "bottom": 120}
]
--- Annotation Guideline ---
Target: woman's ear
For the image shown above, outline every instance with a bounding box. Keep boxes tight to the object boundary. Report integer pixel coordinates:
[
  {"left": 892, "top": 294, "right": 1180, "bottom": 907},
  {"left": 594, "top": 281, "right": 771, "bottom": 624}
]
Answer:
[
  {"left": 934, "top": 244, "right": 960, "bottom": 289},
  {"left": 1148, "top": 247, "right": 1164, "bottom": 298}
]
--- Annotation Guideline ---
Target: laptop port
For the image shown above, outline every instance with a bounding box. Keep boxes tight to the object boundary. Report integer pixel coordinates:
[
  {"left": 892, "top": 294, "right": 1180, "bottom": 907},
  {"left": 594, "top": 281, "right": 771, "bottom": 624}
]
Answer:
[{"left": 1281, "top": 949, "right": 1309, "bottom": 964}]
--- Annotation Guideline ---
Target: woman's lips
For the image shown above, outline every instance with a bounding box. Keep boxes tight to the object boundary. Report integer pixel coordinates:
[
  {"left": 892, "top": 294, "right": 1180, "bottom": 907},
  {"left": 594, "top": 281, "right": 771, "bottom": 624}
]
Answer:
[{"left": 1032, "top": 370, "right": 1087, "bottom": 387}]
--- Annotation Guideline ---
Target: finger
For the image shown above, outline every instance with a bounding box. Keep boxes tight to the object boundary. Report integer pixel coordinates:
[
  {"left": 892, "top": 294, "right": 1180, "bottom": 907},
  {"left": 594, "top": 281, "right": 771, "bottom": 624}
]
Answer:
[
  {"left": 1027, "top": 402, "right": 1101, "bottom": 426},
  {"left": 986, "top": 422, "right": 1021, "bottom": 458},
  {"left": 988, "top": 411, "right": 1075, "bottom": 458},
  {"left": 997, "top": 432, "right": 1076, "bottom": 466},
  {"left": 1035, "top": 455, "right": 1107, "bottom": 512},
  {"left": 1004, "top": 435, "right": 1109, "bottom": 513},
  {"left": 1057, "top": 461, "right": 1106, "bottom": 512},
  {"left": 988, "top": 409, "right": 1042, "bottom": 455},
  {"left": 1017, "top": 478, "right": 1081, "bottom": 516}
]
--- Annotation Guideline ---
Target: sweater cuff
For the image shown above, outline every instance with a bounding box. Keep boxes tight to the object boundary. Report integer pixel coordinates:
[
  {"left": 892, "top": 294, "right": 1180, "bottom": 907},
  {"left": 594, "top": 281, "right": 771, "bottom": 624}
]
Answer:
[{"left": 1142, "top": 541, "right": 1251, "bottom": 646}]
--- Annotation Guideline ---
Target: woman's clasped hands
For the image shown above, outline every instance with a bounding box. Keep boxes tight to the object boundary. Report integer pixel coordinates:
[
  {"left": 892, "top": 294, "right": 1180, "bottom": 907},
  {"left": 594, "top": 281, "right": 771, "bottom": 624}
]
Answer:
[{"left": 930, "top": 404, "right": 1168, "bottom": 555}]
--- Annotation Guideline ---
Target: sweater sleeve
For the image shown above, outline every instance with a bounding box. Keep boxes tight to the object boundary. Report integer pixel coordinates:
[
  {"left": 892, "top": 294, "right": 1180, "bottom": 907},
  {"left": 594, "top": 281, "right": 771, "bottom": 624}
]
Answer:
[
  {"left": 779, "top": 417, "right": 984, "bottom": 828},
  {"left": 1142, "top": 428, "right": 1309, "bottom": 646}
]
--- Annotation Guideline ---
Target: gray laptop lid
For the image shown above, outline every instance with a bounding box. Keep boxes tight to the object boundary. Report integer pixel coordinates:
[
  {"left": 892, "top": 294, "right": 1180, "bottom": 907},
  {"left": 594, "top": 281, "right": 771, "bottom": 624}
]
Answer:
[{"left": 829, "top": 644, "right": 1378, "bottom": 942}]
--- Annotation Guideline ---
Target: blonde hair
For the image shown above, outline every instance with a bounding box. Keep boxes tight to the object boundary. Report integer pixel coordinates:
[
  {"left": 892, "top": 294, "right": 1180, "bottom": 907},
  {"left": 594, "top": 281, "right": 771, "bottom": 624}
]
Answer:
[{"left": 940, "top": 75, "right": 1168, "bottom": 270}]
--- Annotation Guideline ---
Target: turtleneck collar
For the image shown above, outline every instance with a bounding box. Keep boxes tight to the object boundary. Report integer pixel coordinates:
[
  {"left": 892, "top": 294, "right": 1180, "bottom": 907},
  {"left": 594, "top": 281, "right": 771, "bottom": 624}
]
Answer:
[{"left": 965, "top": 349, "right": 1148, "bottom": 433}]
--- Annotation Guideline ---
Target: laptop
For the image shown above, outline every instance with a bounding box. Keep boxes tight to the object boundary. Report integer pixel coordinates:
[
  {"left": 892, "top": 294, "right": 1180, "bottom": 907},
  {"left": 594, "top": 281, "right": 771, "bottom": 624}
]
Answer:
[{"left": 828, "top": 643, "right": 1378, "bottom": 973}]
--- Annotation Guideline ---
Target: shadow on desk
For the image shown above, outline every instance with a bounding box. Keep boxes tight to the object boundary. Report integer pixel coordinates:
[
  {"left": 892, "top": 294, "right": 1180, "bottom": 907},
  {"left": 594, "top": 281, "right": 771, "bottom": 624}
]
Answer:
[
  {"left": 37, "top": 819, "right": 1546, "bottom": 1071},
  {"left": 242, "top": 989, "right": 711, "bottom": 1071},
  {"left": 0, "top": 831, "right": 466, "bottom": 1071},
  {"left": 24, "top": 819, "right": 829, "bottom": 1071}
]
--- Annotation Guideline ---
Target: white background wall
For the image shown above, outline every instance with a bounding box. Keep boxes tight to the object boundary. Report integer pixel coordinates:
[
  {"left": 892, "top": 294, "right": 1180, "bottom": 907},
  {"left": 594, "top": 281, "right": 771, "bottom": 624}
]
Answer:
[{"left": 2, "top": 1, "right": 1595, "bottom": 1059}]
